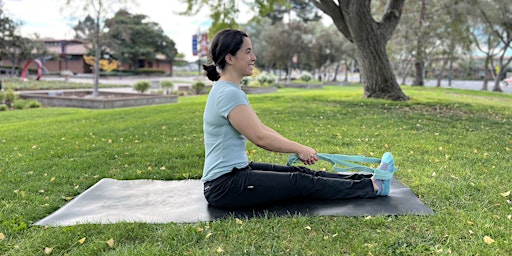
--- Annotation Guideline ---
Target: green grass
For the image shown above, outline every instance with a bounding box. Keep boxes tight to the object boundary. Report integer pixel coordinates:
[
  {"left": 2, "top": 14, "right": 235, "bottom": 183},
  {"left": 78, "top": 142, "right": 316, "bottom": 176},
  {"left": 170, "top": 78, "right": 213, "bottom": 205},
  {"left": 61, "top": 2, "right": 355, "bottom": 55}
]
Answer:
[{"left": 1, "top": 84, "right": 512, "bottom": 255}]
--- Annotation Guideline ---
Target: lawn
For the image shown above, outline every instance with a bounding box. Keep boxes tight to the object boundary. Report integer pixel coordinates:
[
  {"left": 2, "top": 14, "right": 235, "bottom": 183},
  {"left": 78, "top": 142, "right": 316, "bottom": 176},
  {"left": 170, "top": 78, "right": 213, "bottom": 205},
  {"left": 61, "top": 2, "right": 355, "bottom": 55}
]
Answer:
[{"left": 1, "top": 84, "right": 511, "bottom": 255}]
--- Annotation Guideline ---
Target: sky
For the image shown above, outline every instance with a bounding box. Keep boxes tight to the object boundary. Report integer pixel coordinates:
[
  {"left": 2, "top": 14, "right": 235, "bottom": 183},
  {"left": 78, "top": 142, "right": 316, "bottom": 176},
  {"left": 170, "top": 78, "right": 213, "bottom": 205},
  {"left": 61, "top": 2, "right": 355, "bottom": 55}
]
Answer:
[{"left": 3, "top": 0, "right": 234, "bottom": 62}]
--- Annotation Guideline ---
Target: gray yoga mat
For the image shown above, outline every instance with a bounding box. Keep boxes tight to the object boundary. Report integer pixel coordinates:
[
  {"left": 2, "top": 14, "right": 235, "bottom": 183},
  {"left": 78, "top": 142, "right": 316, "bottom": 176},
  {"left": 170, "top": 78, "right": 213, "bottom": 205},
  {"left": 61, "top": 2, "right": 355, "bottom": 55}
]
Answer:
[{"left": 35, "top": 177, "right": 433, "bottom": 226}]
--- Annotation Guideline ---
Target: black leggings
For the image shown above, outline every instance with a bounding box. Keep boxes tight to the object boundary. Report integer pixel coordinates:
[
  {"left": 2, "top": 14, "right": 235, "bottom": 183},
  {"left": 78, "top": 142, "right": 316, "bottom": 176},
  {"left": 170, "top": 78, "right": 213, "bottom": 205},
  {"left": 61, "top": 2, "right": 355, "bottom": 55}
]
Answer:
[{"left": 203, "top": 162, "right": 376, "bottom": 209}]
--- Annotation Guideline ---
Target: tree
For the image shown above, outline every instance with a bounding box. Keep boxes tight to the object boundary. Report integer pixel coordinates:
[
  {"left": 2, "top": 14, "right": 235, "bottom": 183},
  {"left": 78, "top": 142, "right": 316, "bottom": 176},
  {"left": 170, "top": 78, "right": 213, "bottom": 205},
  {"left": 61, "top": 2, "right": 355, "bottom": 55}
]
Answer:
[
  {"left": 262, "top": 20, "right": 314, "bottom": 83},
  {"left": 64, "top": 0, "right": 133, "bottom": 97},
  {"left": 1, "top": 1, "right": 50, "bottom": 77},
  {"left": 311, "top": 0, "right": 408, "bottom": 100},
  {"left": 0, "top": 0, "right": 21, "bottom": 75},
  {"left": 103, "top": 9, "right": 177, "bottom": 73},
  {"left": 261, "top": 0, "right": 323, "bottom": 24},
  {"left": 473, "top": 0, "right": 512, "bottom": 92},
  {"left": 73, "top": 15, "right": 97, "bottom": 41},
  {"left": 307, "top": 22, "right": 353, "bottom": 82},
  {"left": 390, "top": 0, "right": 472, "bottom": 87},
  {"left": 181, "top": 0, "right": 409, "bottom": 100}
]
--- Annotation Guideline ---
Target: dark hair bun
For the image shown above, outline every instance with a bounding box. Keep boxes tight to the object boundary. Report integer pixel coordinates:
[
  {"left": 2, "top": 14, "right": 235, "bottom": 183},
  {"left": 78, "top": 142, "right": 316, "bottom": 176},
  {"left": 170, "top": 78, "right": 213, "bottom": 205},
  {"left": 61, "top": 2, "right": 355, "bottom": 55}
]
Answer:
[{"left": 203, "top": 64, "right": 220, "bottom": 81}]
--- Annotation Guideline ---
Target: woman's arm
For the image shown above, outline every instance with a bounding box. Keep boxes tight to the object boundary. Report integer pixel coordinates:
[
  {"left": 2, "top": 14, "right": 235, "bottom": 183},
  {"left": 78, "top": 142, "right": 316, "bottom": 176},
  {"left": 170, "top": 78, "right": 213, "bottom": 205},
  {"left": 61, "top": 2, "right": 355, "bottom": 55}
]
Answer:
[{"left": 228, "top": 104, "right": 318, "bottom": 164}]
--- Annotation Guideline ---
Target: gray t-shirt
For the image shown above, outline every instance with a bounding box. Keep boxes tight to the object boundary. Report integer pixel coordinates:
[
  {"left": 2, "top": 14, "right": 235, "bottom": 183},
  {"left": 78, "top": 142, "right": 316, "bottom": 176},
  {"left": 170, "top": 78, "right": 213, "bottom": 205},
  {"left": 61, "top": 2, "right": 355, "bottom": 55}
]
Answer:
[{"left": 202, "top": 80, "right": 250, "bottom": 182}]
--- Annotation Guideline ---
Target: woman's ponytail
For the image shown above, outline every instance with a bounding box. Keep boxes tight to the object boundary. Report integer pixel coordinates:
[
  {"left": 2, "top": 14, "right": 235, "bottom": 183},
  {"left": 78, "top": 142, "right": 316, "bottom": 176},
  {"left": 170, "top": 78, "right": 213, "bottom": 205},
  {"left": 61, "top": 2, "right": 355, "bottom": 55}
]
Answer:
[{"left": 203, "top": 64, "right": 220, "bottom": 81}]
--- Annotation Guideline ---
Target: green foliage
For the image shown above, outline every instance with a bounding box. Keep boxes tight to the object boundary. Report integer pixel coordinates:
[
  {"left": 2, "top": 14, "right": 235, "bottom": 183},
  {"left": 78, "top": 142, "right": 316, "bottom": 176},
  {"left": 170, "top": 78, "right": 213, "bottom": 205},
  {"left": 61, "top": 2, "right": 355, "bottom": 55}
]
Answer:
[
  {"left": 1, "top": 88, "right": 17, "bottom": 107},
  {"left": 255, "top": 72, "right": 276, "bottom": 87},
  {"left": 12, "top": 99, "right": 42, "bottom": 109},
  {"left": 133, "top": 81, "right": 151, "bottom": 93},
  {"left": 160, "top": 80, "right": 174, "bottom": 88},
  {"left": 1, "top": 85, "right": 512, "bottom": 255},
  {"left": 299, "top": 71, "right": 313, "bottom": 82},
  {"left": 192, "top": 81, "right": 206, "bottom": 94},
  {"left": 0, "top": 103, "right": 7, "bottom": 111},
  {"left": 103, "top": 9, "right": 177, "bottom": 68},
  {"left": 241, "top": 76, "right": 250, "bottom": 86},
  {"left": 160, "top": 80, "right": 174, "bottom": 94},
  {"left": 135, "top": 68, "right": 166, "bottom": 75}
]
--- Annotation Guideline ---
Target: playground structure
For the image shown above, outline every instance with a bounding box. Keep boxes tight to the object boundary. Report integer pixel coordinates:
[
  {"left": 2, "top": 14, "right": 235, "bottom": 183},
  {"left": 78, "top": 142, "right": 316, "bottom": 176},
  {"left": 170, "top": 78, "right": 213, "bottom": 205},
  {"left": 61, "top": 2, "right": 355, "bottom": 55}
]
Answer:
[{"left": 21, "top": 59, "right": 45, "bottom": 81}]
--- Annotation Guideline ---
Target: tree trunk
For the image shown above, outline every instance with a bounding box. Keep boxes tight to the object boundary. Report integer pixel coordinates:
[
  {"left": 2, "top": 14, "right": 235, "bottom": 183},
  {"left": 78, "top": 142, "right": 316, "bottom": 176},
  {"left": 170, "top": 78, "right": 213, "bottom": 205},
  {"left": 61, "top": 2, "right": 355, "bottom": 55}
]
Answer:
[
  {"left": 492, "top": 79, "right": 502, "bottom": 92},
  {"left": 412, "top": 0, "right": 426, "bottom": 86},
  {"left": 314, "top": 0, "right": 409, "bottom": 100},
  {"left": 413, "top": 60, "right": 424, "bottom": 86},
  {"left": 481, "top": 56, "right": 490, "bottom": 91},
  {"left": 436, "top": 58, "right": 448, "bottom": 87},
  {"left": 355, "top": 42, "right": 408, "bottom": 100},
  {"left": 332, "top": 63, "right": 340, "bottom": 82},
  {"left": 92, "top": 15, "right": 101, "bottom": 97}
]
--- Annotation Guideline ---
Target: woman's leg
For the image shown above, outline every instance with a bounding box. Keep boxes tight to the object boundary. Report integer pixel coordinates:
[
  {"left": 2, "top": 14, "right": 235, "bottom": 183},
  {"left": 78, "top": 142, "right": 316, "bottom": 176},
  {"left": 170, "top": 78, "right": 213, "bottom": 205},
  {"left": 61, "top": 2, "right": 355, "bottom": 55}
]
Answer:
[
  {"left": 249, "top": 162, "right": 373, "bottom": 180},
  {"left": 206, "top": 164, "right": 376, "bottom": 209}
]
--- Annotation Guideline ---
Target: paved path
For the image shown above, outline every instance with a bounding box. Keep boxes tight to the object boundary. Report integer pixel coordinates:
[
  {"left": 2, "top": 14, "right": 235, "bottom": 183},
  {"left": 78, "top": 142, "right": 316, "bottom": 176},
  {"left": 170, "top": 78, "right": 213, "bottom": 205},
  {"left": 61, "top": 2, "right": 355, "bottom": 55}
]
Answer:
[{"left": 14, "top": 74, "right": 512, "bottom": 95}]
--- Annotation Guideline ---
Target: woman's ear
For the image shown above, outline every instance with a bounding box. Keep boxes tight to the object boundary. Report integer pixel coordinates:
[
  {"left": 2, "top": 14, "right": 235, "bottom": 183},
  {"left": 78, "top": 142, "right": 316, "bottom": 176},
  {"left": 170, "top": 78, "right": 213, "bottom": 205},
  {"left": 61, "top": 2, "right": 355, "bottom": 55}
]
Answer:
[{"left": 225, "top": 53, "right": 233, "bottom": 65}]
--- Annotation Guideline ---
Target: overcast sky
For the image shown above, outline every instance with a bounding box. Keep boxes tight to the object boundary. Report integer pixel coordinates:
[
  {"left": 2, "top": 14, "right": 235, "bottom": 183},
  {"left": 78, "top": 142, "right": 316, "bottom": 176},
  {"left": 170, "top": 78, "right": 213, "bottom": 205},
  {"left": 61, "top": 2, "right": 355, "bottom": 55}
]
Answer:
[{"left": 3, "top": 0, "right": 232, "bottom": 61}]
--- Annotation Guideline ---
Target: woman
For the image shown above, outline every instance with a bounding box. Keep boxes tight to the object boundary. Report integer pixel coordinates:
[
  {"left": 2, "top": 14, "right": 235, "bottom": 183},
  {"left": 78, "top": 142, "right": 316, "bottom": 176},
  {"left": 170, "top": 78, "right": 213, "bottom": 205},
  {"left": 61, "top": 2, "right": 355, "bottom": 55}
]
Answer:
[{"left": 201, "top": 29, "right": 396, "bottom": 209}]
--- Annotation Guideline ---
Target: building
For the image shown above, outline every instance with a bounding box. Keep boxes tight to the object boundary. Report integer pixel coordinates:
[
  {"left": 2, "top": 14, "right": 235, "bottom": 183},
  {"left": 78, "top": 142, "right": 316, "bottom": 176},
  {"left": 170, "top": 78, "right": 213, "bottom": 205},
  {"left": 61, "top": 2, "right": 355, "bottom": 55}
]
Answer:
[{"left": 1, "top": 38, "right": 174, "bottom": 76}]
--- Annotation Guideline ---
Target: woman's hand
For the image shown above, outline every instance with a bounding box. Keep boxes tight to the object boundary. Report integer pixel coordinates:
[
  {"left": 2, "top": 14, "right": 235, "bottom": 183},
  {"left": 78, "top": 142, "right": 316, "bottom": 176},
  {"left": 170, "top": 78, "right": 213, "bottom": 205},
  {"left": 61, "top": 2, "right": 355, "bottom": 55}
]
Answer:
[{"left": 298, "top": 146, "right": 318, "bottom": 165}]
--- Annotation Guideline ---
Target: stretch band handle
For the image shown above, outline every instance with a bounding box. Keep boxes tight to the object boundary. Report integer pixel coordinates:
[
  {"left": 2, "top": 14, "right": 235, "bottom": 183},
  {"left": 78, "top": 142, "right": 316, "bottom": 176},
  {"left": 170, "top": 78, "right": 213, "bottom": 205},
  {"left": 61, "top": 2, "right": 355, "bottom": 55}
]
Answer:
[{"left": 286, "top": 153, "right": 394, "bottom": 180}]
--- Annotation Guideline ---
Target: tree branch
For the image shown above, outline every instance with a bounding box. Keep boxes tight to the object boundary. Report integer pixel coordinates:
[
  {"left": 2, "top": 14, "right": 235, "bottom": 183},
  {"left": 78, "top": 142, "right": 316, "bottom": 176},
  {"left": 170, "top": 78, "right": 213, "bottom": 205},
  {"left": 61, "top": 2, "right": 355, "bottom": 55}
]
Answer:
[
  {"left": 312, "top": 0, "right": 352, "bottom": 42},
  {"left": 379, "top": 0, "right": 405, "bottom": 42}
]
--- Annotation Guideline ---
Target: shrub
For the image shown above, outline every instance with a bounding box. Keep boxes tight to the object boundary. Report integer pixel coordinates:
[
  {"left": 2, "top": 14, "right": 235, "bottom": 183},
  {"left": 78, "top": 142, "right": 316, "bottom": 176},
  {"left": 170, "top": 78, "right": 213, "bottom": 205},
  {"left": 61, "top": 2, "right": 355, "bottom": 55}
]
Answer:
[
  {"left": 241, "top": 77, "right": 251, "bottom": 86},
  {"left": 135, "top": 68, "right": 165, "bottom": 75},
  {"left": 254, "top": 72, "right": 276, "bottom": 87},
  {"left": 0, "top": 104, "right": 7, "bottom": 111},
  {"left": 192, "top": 81, "right": 205, "bottom": 94},
  {"left": 160, "top": 80, "right": 174, "bottom": 94},
  {"left": 13, "top": 99, "right": 28, "bottom": 109},
  {"left": 300, "top": 71, "right": 313, "bottom": 83},
  {"left": 26, "top": 100, "right": 42, "bottom": 108},
  {"left": 2, "top": 89, "right": 18, "bottom": 107},
  {"left": 133, "top": 81, "right": 151, "bottom": 93}
]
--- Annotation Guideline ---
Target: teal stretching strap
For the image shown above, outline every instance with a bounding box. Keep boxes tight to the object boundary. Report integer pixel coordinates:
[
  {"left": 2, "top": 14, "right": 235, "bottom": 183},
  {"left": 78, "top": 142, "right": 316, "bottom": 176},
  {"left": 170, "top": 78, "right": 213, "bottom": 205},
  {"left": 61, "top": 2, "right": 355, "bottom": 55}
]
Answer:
[{"left": 286, "top": 153, "right": 394, "bottom": 180}]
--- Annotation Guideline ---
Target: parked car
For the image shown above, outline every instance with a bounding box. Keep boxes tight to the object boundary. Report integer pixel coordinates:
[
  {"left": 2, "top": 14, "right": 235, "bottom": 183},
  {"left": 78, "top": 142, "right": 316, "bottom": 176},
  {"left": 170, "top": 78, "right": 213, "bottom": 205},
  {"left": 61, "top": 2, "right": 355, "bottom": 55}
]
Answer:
[{"left": 502, "top": 77, "right": 512, "bottom": 86}]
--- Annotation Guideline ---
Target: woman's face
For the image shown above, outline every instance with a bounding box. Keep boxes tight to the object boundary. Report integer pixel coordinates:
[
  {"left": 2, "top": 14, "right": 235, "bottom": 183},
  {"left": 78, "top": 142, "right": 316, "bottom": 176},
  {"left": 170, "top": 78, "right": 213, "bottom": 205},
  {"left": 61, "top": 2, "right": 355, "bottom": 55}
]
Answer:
[{"left": 230, "top": 37, "right": 257, "bottom": 77}]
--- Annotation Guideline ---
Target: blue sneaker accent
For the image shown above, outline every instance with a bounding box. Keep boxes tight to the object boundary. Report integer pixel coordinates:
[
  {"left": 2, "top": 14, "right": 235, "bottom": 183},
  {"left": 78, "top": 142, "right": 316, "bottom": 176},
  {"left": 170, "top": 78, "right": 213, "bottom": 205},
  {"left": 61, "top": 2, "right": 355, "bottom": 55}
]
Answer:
[
  {"left": 378, "top": 152, "right": 395, "bottom": 173},
  {"left": 374, "top": 152, "right": 397, "bottom": 197},
  {"left": 376, "top": 179, "right": 391, "bottom": 196}
]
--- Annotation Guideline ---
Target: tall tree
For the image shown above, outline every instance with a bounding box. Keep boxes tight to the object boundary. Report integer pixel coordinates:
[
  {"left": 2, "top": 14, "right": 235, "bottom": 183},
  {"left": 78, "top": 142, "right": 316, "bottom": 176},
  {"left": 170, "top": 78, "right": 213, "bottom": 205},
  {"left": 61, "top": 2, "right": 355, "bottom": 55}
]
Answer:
[
  {"left": 180, "top": 0, "right": 408, "bottom": 100},
  {"left": 311, "top": 0, "right": 408, "bottom": 100},
  {"left": 262, "top": 20, "right": 314, "bottom": 83},
  {"left": 0, "top": 0, "right": 21, "bottom": 76},
  {"left": 64, "top": 0, "right": 132, "bottom": 97},
  {"left": 308, "top": 22, "right": 353, "bottom": 82},
  {"left": 262, "top": 0, "right": 323, "bottom": 24},
  {"left": 412, "top": 0, "right": 427, "bottom": 86},
  {"left": 73, "top": 15, "right": 97, "bottom": 41},
  {"left": 474, "top": 0, "right": 512, "bottom": 92},
  {"left": 103, "top": 9, "right": 177, "bottom": 71},
  {"left": 0, "top": 1, "right": 49, "bottom": 77}
]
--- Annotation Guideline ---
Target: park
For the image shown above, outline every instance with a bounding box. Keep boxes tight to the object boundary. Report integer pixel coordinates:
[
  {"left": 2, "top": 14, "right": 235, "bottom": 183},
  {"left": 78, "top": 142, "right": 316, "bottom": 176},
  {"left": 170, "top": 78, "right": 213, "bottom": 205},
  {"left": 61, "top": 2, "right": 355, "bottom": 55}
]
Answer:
[{"left": 1, "top": 0, "right": 512, "bottom": 255}]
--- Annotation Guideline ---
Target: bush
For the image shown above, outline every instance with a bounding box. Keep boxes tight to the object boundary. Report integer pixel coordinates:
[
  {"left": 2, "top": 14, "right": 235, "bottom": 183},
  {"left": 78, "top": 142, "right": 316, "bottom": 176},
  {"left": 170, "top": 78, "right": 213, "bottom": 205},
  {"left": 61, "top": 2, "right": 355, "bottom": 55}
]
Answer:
[
  {"left": 254, "top": 72, "right": 276, "bottom": 87},
  {"left": 26, "top": 100, "right": 42, "bottom": 108},
  {"left": 135, "top": 68, "right": 165, "bottom": 75},
  {"left": 160, "top": 80, "right": 174, "bottom": 94},
  {"left": 133, "top": 81, "right": 151, "bottom": 93},
  {"left": 192, "top": 81, "right": 205, "bottom": 94},
  {"left": 1, "top": 89, "right": 18, "bottom": 107},
  {"left": 241, "top": 77, "right": 251, "bottom": 86},
  {"left": 0, "top": 104, "right": 7, "bottom": 111},
  {"left": 13, "top": 99, "right": 28, "bottom": 109},
  {"left": 300, "top": 71, "right": 313, "bottom": 83}
]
